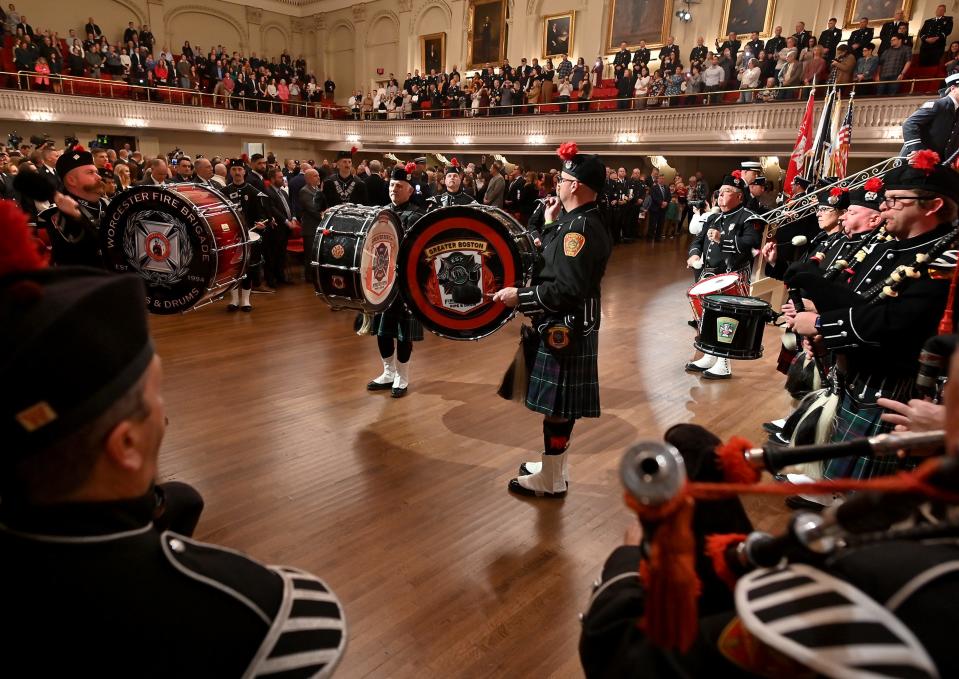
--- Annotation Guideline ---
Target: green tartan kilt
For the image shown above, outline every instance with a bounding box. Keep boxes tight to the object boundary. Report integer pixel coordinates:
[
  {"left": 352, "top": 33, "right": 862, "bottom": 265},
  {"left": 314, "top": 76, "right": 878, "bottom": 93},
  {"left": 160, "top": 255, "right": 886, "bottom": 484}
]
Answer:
[
  {"left": 823, "top": 386, "right": 912, "bottom": 480},
  {"left": 525, "top": 330, "right": 600, "bottom": 420},
  {"left": 372, "top": 300, "right": 424, "bottom": 342}
]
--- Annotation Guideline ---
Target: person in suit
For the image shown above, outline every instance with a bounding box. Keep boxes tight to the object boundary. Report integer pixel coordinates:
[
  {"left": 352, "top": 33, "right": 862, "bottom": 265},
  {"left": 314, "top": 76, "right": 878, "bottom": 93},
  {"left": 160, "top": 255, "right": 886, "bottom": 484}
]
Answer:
[
  {"left": 192, "top": 158, "right": 217, "bottom": 189},
  {"left": 364, "top": 159, "right": 390, "bottom": 206},
  {"left": 0, "top": 150, "right": 14, "bottom": 200},
  {"left": 880, "top": 11, "right": 908, "bottom": 54},
  {"left": 919, "top": 4, "right": 953, "bottom": 66},
  {"left": 792, "top": 21, "right": 812, "bottom": 51},
  {"left": 84, "top": 16, "right": 101, "bottom": 38},
  {"left": 263, "top": 166, "right": 294, "bottom": 286},
  {"left": 298, "top": 168, "right": 326, "bottom": 280},
  {"left": 646, "top": 174, "right": 671, "bottom": 241},
  {"left": 138, "top": 158, "right": 168, "bottom": 186},
  {"left": 483, "top": 162, "right": 506, "bottom": 208},
  {"left": 765, "top": 25, "right": 786, "bottom": 56}
]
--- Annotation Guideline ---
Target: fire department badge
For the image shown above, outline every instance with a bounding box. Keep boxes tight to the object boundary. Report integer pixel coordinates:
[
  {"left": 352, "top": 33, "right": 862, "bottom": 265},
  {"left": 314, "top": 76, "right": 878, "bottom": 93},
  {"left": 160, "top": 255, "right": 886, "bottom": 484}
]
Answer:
[
  {"left": 563, "top": 232, "right": 586, "bottom": 257},
  {"left": 716, "top": 316, "right": 739, "bottom": 344},
  {"left": 331, "top": 243, "right": 346, "bottom": 259}
]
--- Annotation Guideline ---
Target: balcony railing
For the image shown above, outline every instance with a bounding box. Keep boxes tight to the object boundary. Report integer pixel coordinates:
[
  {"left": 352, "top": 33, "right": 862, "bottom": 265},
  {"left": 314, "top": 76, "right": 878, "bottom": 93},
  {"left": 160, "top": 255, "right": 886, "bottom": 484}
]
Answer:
[{"left": 5, "top": 71, "right": 922, "bottom": 155}]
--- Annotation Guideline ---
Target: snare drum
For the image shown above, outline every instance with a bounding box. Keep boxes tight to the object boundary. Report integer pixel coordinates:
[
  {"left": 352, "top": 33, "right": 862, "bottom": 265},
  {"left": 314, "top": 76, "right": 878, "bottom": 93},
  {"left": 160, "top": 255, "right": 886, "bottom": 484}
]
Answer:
[
  {"left": 399, "top": 205, "right": 536, "bottom": 340},
  {"left": 312, "top": 204, "right": 403, "bottom": 313},
  {"left": 687, "top": 273, "right": 749, "bottom": 324},
  {"left": 101, "top": 183, "right": 248, "bottom": 314},
  {"left": 694, "top": 294, "right": 773, "bottom": 360}
]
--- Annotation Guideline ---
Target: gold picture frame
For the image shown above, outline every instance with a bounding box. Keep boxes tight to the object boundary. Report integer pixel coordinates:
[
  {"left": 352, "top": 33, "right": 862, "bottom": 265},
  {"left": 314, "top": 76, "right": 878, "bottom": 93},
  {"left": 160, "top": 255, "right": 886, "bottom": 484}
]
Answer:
[
  {"left": 543, "top": 12, "right": 575, "bottom": 59},
  {"left": 842, "top": 0, "right": 912, "bottom": 29},
  {"left": 605, "top": 0, "right": 672, "bottom": 52},
  {"left": 718, "top": 0, "right": 777, "bottom": 39},
  {"left": 467, "top": 0, "right": 508, "bottom": 69},
  {"left": 420, "top": 32, "right": 446, "bottom": 76}
]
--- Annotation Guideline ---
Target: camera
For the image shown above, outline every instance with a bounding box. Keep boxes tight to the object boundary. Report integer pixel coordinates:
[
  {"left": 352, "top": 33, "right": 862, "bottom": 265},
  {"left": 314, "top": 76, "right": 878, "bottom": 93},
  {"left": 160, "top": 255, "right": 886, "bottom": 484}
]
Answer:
[{"left": 7, "top": 131, "right": 22, "bottom": 148}]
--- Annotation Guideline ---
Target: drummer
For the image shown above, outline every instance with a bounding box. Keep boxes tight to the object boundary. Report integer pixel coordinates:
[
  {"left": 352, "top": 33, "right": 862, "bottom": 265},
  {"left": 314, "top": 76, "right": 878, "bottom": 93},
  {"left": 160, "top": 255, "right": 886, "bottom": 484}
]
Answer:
[
  {"left": 492, "top": 142, "right": 612, "bottom": 499},
  {"left": 224, "top": 158, "right": 269, "bottom": 312},
  {"left": 35, "top": 145, "right": 109, "bottom": 268},
  {"left": 367, "top": 162, "right": 426, "bottom": 398},
  {"left": 99, "top": 163, "right": 117, "bottom": 201},
  {"left": 428, "top": 158, "right": 476, "bottom": 209},
  {"left": 685, "top": 171, "right": 765, "bottom": 380}
]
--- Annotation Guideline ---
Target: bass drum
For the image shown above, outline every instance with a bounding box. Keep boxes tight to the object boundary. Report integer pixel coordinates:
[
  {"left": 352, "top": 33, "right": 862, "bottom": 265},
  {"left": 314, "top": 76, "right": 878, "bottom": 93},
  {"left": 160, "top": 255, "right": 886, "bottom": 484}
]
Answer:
[
  {"left": 399, "top": 204, "right": 536, "bottom": 340},
  {"left": 312, "top": 204, "right": 403, "bottom": 312},
  {"left": 101, "top": 183, "right": 248, "bottom": 314}
]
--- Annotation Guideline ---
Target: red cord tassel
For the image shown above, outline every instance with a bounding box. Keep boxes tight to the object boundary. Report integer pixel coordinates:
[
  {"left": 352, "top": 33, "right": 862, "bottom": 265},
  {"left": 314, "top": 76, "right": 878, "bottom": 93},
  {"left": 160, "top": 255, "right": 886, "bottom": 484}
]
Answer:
[
  {"left": 714, "top": 437, "right": 761, "bottom": 484},
  {"left": 939, "top": 259, "right": 957, "bottom": 335},
  {"left": 705, "top": 533, "right": 748, "bottom": 590}
]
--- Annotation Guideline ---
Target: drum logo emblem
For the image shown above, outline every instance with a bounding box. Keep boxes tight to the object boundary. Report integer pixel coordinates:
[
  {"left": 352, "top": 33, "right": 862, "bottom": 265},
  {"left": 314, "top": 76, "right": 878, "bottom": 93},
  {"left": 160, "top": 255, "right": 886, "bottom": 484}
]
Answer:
[
  {"left": 331, "top": 244, "right": 346, "bottom": 259},
  {"left": 424, "top": 240, "right": 494, "bottom": 314},
  {"left": 716, "top": 316, "right": 739, "bottom": 344},
  {"left": 332, "top": 275, "right": 346, "bottom": 290},
  {"left": 125, "top": 214, "right": 193, "bottom": 284},
  {"left": 372, "top": 242, "right": 391, "bottom": 286}
]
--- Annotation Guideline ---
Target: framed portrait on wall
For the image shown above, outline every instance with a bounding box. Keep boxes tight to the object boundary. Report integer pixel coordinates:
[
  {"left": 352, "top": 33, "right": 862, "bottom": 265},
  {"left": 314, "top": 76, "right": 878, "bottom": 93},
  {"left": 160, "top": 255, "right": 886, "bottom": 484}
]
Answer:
[
  {"left": 467, "top": 0, "right": 508, "bottom": 69},
  {"left": 605, "top": 0, "right": 671, "bottom": 52},
  {"left": 543, "top": 12, "right": 574, "bottom": 58},
  {"left": 842, "top": 0, "right": 912, "bottom": 28},
  {"left": 720, "top": 0, "right": 777, "bottom": 38},
  {"left": 420, "top": 33, "right": 446, "bottom": 75}
]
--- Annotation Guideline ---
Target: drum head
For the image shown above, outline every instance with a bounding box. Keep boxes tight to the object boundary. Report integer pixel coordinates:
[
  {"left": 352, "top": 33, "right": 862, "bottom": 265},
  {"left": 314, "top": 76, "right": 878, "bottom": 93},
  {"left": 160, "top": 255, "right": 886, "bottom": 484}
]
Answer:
[
  {"left": 689, "top": 273, "right": 741, "bottom": 296},
  {"left": 399, "top": 205, "right": 528, "bottom": 340},
  {"left": 702, "top": 294, "right": 770, "bottom": 309},
  {"left": 358, "top": 212, "right": 402, "bottom": 309},
  {"left": 101, "top": 185, "right": 244, "bottom": 314}
]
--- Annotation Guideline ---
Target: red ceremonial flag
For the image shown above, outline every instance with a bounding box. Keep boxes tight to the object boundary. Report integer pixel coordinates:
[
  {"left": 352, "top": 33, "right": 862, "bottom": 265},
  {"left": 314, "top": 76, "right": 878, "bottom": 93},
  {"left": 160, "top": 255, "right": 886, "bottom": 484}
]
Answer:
[{"left": 784, "top": 90, "right": 816, "bottom": 196}]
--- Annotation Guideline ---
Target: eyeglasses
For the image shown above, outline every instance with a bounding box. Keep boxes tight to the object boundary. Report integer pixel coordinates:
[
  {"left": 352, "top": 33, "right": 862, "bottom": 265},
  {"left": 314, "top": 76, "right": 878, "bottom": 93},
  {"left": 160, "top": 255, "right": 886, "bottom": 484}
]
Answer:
[
  {"left": 556, "top": 177, "right": 574, "bottom": 185},
  {"left": 881, "top": 194, "right": 926, "bottom": 208}
]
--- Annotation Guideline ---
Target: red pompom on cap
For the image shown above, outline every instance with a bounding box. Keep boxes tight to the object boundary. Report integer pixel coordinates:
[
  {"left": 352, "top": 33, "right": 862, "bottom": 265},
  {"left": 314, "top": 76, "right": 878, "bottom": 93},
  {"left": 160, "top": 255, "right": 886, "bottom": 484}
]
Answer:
[
  {"left": 240, "top": 153, "right": 249, "bottom": 163},
  {"left": 0, "top": 199, "right": 46, "bottom": 276},
  {"left": 350, "top": 146, "right": 358, "bottom": 155},
  {"left": 557, "top": 142, "right": 578, "bottom": 161},
  {"left": 450, "top": 157, "right": 460, "bottom": 167},
  {"left": 864, "top": 177, "right": 883, "bottom": 193},
  {"left": 404, "top": 161, "right": 416, "bottom": 173},
  {"left": 912, "top": 149, "right": 940, "bottom": 173},
  {"left": 731, "top": 169, "right": 742, "bottom": 180},
  {"left": 830, "top": 186, "right": 848, "bottom": 197}
]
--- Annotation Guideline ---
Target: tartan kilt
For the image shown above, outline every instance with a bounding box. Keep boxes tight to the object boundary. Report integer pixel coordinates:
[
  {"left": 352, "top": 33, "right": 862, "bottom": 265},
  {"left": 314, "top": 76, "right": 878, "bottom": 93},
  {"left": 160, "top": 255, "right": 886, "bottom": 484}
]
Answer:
[
  {"left": 823, "top": 386, "right": 901, "bottom": 480},
  {"left": 372, "top": 300, "right": 424, "bottom": 342},
  {"left": 525, "top": 330, "right": 600, "bottom": 419}
]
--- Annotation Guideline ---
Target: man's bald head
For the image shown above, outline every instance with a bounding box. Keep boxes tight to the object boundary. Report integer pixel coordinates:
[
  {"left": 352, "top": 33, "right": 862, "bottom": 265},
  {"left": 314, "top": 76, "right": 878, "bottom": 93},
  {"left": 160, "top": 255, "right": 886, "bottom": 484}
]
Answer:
[
  {"left": 214, "top": 163, "right": 227, "bottom": 178},
  {"left": 194, "top": 158, "right": 213, "bottom": 180},
  {"left": 304, "top": 168, "right": 320, "bottom": 186}
]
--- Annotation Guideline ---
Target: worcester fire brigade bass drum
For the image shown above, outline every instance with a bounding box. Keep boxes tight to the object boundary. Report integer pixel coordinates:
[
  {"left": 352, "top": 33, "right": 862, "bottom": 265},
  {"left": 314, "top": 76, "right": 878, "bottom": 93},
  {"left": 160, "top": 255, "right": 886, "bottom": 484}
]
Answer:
[{"left": 101, "top": 184, "right": 252, "bottom": 314}]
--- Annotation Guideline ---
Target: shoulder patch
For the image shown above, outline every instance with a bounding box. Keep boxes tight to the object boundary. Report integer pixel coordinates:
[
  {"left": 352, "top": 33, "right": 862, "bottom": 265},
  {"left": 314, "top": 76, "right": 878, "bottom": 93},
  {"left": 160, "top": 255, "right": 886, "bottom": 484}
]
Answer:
[
  {"left": 922, "top": 101, "right": 936, "bottom": 109},
  {"left": 564, "top": 232, "right": 586, "bottom": 257}
]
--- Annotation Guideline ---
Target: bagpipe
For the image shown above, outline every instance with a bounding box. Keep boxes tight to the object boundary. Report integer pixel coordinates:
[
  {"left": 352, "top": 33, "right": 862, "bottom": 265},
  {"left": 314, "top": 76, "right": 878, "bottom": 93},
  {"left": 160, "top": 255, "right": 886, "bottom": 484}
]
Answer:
[{"left": 617, "top": 431, "right": 959, "bottom": 653}]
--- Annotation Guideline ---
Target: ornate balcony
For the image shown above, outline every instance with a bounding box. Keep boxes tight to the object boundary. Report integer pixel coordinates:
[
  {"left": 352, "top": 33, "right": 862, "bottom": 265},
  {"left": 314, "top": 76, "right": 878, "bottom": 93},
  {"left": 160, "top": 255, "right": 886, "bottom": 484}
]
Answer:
[{"left": 3, "top": 87, "right": 918, "bottom": 157}]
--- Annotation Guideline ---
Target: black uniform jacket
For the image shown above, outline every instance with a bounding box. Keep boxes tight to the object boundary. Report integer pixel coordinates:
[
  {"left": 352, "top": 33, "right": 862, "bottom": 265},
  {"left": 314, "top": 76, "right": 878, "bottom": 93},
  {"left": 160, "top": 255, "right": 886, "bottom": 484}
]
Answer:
[
  {"left": 225, "top": 181, "right": 268, "bottom": 230},
  {"left": 389, "top": 198, "right": 425, "bottom": 232},
  {"left": 428, "top": 190, "right": 476, "bottom": 209},
  {"left": 322, "top": 173, "right": 369, "bottom": 208},
  {"left": 688, "top": 205, "right": 764, "bottom": 273},
  {"left": 900, "top": 96, "right": 959, "bottom": 159},
  {"left": 516, "top": 202, "right": 612, "bottom": 325},
  {"left": 0, "top": 492, "right": 346, "bottom": 677},
  {"left": 37, "top": 194, "right": 109, "bottom": 268},
  {"left": 789, "top": 223, "right": 954, "bottom": 381}
]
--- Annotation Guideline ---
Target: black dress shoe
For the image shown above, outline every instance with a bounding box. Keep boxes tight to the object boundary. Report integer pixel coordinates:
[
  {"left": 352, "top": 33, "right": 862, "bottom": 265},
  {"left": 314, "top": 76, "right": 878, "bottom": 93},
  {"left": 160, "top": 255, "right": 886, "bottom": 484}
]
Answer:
[
  {"left": 507, "top": 478, "right": 567, "bottom": 498},
  {"left": 762, "top": 421, "right": 783, "bottom": 435},
  {"left": 366, "top": 380, "right": 393, "bottom": 391},
  {"left": 226, "top": 304, "right": 239, "bottom": 312},
  {"left": 684, "top": 361, "right": 708, "bottom": 373},
  {"left": 241, "top": 304, "right": 253, "bottom": 312},
  {"left": 702, "top": 370, "right": 731, "bottom": 380},
  {"left": 391, "top": 386, "right": 408, "bottom": 398},
  {"left": 785, "top": 495, "right": 825, "bottom": 512},
  {"left": 687, "top": 319, "right": 698, "bottom": 328}
]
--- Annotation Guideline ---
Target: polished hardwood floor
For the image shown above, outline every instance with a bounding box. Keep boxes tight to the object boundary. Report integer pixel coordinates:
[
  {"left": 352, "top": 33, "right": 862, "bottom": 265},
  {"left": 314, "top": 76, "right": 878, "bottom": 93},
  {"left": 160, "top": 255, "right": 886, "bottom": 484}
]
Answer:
[{"left": 150, "top": 236, "right": 793, "bottom": 678}]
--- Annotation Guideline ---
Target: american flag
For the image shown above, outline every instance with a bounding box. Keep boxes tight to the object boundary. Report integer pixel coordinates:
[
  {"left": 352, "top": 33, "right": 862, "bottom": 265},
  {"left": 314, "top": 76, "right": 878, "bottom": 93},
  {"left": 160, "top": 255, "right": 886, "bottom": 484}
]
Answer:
[{"left": 832, "top": 96, "right": 854, "bottom": 178}]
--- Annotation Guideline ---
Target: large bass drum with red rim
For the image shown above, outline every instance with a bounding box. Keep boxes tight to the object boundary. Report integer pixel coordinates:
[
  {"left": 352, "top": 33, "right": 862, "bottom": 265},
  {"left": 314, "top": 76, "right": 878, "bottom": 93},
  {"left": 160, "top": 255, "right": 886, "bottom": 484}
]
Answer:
[
  {"left": 312, "top": 204, "right": 403, "bottom": 312},
  {"left": 101, "top": 183, "right": 249, "bottom": 314},
  {"left": 398, "top": 204, "right": 536, "bottom": 340}
]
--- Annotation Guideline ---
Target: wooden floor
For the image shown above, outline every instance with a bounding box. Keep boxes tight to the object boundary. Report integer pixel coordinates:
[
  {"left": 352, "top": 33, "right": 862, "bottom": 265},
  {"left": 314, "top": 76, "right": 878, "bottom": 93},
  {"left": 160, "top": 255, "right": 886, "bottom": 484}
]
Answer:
[{"left": 151, "top": 237, "right": 793, "bottom": 678}]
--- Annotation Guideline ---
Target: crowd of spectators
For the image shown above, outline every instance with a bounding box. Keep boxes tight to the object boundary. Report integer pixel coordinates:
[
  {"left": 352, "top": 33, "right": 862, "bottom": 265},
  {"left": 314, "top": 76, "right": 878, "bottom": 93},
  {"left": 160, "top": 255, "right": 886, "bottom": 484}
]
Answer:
[{"left": 4, "top": 6, "right": 956, "bottom": 118}]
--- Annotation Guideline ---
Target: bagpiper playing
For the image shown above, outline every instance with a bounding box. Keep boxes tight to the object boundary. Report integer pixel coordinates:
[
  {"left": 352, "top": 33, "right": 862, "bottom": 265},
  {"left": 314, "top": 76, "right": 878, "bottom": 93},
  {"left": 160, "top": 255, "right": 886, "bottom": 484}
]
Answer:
[{"left": 493, "top": 142, "right": 613, "bottom": 498}]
